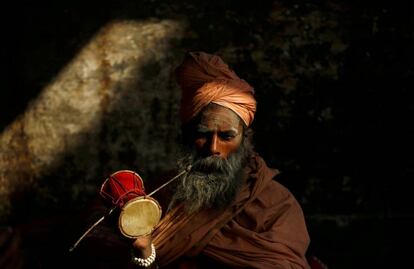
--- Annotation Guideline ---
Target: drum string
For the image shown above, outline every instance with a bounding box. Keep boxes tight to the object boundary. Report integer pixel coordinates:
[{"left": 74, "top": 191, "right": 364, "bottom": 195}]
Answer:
[
  {"left": 146, "top": 165, "right": 192, "bottom": 197},
  {"left": 69, "top": 165, "right": 191, "bottom": 252},
  {"left": 69, "top": 206, "right": 117, "bottom": 252}
]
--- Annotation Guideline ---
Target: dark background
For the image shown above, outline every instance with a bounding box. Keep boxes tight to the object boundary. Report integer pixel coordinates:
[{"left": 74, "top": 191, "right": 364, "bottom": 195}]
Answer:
[{"left": 1, "top": 1, "right": 413, "bottom": 268}]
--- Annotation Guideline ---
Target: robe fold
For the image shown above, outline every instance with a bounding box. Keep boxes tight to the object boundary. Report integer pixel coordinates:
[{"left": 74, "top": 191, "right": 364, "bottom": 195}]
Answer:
[{"left": 153, "top": 154, "right": 310, "bottom": 269}]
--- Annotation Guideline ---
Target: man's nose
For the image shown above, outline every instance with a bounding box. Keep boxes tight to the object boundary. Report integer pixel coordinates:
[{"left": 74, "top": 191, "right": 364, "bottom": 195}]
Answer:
[{"left": 208, "top": 134, "right": 221, "bottom": 156}]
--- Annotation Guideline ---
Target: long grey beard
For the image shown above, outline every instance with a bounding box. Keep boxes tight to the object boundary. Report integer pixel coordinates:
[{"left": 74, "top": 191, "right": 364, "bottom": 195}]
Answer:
[{"left": 169, "top": 138, "right": 253, "bottom": 214}]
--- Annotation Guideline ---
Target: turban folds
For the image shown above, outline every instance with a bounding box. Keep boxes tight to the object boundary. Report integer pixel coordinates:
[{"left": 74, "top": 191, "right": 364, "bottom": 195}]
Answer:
[{"left": 175, "top": 52, "right": 256, "bottom": 127}]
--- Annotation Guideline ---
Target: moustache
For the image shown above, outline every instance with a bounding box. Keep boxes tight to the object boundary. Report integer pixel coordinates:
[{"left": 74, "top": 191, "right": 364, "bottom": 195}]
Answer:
[{"left": 190, "top": 155, "right": 230, "bottom": 174}]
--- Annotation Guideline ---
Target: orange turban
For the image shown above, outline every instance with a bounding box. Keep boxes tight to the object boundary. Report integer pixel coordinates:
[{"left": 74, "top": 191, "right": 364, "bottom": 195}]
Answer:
[{"left": 175, "top": 52, "right": 256, "bottom": 127}]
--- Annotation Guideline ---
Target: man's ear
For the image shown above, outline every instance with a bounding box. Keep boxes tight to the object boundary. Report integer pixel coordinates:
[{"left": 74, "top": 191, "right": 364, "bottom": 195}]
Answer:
[{"left": 244, "top": 128, "right": 254, "bottom": 140}]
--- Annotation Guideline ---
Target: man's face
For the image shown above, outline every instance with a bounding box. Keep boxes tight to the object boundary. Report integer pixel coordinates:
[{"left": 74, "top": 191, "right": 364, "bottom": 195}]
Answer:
[
  {"left": 193, "top": 104, "right": 244, "bottom": 159},
  {"left": 170, "top": 104, "right": 251, "bottom": 213}
]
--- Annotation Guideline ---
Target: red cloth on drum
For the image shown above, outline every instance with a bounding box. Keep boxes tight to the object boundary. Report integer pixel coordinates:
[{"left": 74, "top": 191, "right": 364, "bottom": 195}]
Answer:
[{"left": 100, "top": 170, "right": 146, "bottom": 207}]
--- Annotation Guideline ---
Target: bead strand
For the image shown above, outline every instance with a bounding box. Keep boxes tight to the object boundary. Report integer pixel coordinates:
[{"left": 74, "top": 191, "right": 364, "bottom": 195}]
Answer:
[{"left": 131, "top": 243, "right": 156, "bottom": 267}]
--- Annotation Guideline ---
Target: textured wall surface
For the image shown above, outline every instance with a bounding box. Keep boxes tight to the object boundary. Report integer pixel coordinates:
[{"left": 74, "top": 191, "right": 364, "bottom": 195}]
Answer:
[
  {"left": 0, "top": 1, "right": 412, "bottom": 268},
  {"left": 1, "top": 20, "right": 184, "bottom": 221}
]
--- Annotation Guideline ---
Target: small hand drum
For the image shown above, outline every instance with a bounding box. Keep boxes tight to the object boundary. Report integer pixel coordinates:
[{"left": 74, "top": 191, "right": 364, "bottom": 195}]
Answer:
[
  {"left": 70, "top": 168, "right": 190, "bottom": 252},
  {"left": 118, "top": 196, "right": 161, "bottom": 238},
  {"left": 100, "top": 170, "right": 162, "bottom": 238}
]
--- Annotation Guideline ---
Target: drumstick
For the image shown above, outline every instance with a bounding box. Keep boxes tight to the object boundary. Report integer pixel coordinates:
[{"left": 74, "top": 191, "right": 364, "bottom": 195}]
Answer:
[
  {"left": 146, "top": 165, "right": 192, "bottom": 197},
  {"left": 68, "top": 165, "right": 191, "bottom": 252},
  {"left": 68, "top": 206, "right": 116, "bottom": 252}
]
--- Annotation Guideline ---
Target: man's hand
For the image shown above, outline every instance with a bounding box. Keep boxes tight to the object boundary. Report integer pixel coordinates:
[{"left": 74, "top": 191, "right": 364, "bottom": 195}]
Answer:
[{"left": 132, "top": 234, "right": 153, "bottom": 258}]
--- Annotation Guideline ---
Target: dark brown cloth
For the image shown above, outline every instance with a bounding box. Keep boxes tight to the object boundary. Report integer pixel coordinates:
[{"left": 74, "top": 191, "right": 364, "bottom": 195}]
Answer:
[{"left": 153, "top": 154, "right": 310, "bottom": 269}]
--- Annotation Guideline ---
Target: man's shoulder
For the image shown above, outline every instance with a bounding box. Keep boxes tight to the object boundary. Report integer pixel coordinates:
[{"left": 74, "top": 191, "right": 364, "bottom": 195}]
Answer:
[
  {"left": 250, "top": 153, "right": 281, "bottom": 185},
  {"left": 258, "top": 176, "right": 294, "bottom": 206},
  {"left": 252, "top": 154, "right": 299, "bottom": 205}
]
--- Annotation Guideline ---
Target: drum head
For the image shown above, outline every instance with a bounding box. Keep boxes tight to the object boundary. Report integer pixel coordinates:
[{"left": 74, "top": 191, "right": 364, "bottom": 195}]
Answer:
[{"left": 118, "top": 197, "right": 162, "bottom": 238}]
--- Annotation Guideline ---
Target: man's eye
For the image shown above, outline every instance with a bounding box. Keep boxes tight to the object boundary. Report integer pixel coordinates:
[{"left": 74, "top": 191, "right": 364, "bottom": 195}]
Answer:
[
  {"left": 220, "top": 134, "right": 235, "bottom": 140},
  {"left": 195, "top": 131, "right": 208, "bottom": 138}
]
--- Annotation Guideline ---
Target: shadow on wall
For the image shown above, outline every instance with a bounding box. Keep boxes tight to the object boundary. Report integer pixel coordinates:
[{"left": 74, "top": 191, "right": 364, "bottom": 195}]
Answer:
[
  {"left": 0, "top": 18, "right": 185, "bottom": 268},
  {"left": 1, "top": 1, "right": 411, "bottom": 268}
]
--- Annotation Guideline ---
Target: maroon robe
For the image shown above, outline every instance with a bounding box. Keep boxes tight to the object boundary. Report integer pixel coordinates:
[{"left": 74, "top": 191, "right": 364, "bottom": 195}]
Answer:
[{"left": 153, "top": 154, "right": 310, "bottom": 269}]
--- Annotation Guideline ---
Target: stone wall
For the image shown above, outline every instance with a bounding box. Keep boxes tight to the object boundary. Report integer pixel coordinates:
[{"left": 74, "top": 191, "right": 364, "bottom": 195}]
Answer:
[
  {"left": 0, "top": 1, "right": 412, "bottom": 268},
  {"left": 1, "top": 20, "right": 184, "bottom": 221}
]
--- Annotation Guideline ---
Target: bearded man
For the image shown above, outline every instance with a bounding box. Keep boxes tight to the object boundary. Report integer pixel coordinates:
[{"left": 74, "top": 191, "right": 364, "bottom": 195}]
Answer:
[{"left": 130, "top": 52, "right": 311, "bottom": 269}]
